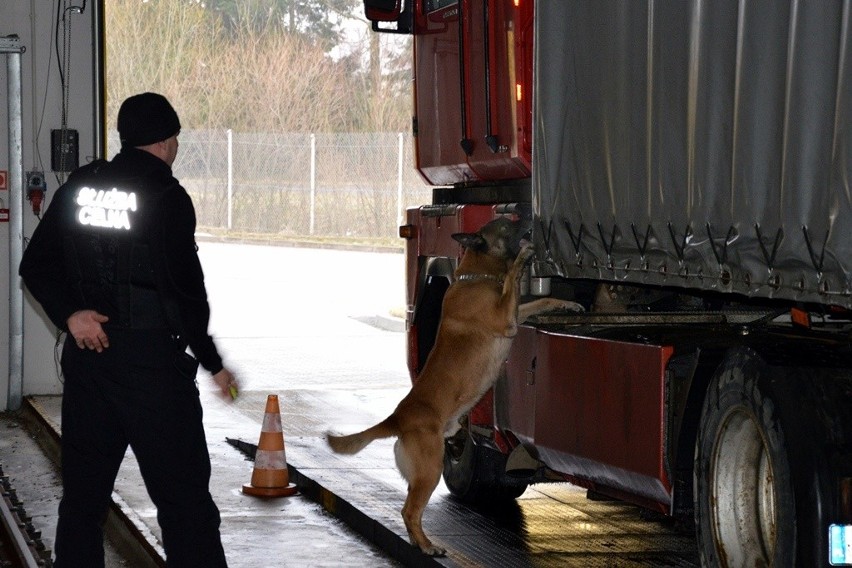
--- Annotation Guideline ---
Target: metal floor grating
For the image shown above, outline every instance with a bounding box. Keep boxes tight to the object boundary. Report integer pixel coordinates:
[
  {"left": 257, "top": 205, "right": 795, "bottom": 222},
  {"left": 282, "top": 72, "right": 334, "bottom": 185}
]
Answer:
[{"left": 274, "top": 428, "right": 700, "bottom": 568}]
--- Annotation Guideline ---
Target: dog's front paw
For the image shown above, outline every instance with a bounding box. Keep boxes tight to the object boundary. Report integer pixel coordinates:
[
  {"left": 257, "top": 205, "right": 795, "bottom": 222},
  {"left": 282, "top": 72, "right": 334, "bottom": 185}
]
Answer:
[
  {"left": 557, "top": 300, "right": 585, "bottom": 312},
  {"left": 512, "top": 245, "right": 535, "bottom": 275},
  {"left": 518, "top": 297, "right": 586, "bottom": 322},
  {"left": 504, "top": 320, "right": 519, "bottom": 337}
]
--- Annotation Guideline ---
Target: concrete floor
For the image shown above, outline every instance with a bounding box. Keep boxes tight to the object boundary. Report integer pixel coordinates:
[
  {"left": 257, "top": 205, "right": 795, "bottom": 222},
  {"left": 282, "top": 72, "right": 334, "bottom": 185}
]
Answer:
[
  {"left": 10, "top": 387, "right": 406, "bottom": 568},
  {"left": 2, "top": 384, "right": 699, "bottom": 568},
  {"left": 0, "top": 245, "right": 699, "bottom": 566},
  {"left": 0, "top": 407, "right": 131, "bottom": 566}
]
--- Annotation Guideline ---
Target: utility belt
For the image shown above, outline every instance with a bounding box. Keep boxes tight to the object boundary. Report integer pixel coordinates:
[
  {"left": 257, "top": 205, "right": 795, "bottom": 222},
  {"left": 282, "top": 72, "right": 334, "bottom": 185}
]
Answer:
[
  {"left": 100, "top": 324, "right": 180, "bottom": 345},
  {"left": 94, "top": 326, "right": 196, "bottom": 378}
]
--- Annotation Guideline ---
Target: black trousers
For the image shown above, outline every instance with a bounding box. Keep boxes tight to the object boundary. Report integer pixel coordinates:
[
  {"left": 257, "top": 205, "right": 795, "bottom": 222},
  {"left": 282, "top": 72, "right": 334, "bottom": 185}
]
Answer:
[{"left": 54, "top": 329, "right": 227, "bottom": 568}]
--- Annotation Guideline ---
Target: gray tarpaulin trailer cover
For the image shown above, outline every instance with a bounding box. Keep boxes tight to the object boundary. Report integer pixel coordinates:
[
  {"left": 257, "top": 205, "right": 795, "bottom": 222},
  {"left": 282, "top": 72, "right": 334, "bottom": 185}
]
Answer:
[{"left": 533, "top": 0, "right": 852, "bottom": 308}]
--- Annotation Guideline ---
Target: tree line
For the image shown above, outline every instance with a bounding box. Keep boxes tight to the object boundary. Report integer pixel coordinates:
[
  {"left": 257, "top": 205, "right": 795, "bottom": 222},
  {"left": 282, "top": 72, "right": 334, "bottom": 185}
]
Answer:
[{"left": 105, "top": 0, "right": 411, "bottom": 136}]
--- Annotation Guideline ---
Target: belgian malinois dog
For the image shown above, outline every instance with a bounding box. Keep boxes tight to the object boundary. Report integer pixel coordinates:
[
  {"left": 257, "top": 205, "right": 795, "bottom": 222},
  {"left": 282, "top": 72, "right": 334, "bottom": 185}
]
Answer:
[{"left": 326, "top": 216, "right": 583, "bottom": 556}]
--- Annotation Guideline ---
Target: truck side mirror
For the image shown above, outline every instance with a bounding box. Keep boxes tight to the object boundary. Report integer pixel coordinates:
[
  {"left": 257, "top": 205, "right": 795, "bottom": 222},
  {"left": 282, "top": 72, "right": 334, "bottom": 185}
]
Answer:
[
  {"left": 363, "top": 0, "right": 412, "bottom": 34},
  {"left": 365, "top": 0, "right": 401, "bottom": 20}
]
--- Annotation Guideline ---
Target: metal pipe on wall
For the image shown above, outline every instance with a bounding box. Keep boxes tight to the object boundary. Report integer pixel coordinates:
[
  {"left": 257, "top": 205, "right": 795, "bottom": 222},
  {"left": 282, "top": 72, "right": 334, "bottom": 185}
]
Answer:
[
  {"left": 2, "top": 36, "right": 26, "bottom": 411},
  {"left": 92, "top": 0, "right": 106, "bottom": 159}
]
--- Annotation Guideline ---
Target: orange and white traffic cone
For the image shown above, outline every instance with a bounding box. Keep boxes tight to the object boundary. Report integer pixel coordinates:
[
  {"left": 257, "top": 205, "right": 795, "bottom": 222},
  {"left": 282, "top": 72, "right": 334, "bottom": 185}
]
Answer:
[{"left": 242, "top": 394, "right": 298, "bottom": 497}]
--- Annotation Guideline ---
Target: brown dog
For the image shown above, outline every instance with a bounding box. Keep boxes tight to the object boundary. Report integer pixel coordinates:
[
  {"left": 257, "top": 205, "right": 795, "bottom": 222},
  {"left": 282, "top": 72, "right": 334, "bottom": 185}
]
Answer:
[{"left": 326, "top": 216, "right": 582, "bottom": 556}]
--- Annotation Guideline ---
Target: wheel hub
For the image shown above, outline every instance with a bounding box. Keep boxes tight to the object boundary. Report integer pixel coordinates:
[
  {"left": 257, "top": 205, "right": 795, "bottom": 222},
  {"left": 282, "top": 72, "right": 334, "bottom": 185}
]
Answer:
[{"left": 710, "top": 407, "right": 777, "bottom": 565}]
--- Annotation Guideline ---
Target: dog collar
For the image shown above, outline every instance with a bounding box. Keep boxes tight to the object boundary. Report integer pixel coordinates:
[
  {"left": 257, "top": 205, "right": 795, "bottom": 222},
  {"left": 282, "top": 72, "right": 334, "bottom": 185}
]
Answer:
[{"left": 456, "top": 273, "right": 505, "bottom": 285}]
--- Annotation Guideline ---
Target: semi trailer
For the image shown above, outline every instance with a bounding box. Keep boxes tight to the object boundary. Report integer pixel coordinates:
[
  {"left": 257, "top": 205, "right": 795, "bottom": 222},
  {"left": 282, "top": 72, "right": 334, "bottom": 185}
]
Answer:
[{"left": 366, "top": 0, "right": 852, "bottom": 565}]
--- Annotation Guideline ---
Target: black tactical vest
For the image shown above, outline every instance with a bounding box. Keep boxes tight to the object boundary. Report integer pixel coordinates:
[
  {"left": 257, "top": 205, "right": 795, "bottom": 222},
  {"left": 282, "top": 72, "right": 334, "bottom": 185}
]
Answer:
[{"left": 62, "top": 161, "right": 174, "bottom": 330}]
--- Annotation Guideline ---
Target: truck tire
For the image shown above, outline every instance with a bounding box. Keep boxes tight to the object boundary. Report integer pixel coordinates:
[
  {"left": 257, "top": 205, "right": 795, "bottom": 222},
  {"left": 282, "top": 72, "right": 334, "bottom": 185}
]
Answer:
[
  {"left": 443, "top": 426, "right": 529, "bottom": 504},
  {"left": 693, "top": 348, "right": 796, "bottom": 567}
]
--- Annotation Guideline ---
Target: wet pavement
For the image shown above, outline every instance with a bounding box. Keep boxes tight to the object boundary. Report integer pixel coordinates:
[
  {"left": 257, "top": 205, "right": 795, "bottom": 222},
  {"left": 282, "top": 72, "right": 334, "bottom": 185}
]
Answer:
[
  {"left": 1, "top": 242, "right": 700, "bottom": 567},
  {"left": 16, "top": 388, "right": 407, "bottom": 568},
  {"left": 15, "top": 384, "right": 699, "bottom": 568}
]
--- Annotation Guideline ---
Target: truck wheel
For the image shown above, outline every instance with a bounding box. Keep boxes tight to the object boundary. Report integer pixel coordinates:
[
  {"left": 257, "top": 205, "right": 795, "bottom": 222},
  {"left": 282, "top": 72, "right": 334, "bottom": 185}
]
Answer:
[
  {"left": 443, "top": 426, "right": 529, "bottom": 504},
  {"left": 694, "top": 349, "right": 795, "bottom": 567}
]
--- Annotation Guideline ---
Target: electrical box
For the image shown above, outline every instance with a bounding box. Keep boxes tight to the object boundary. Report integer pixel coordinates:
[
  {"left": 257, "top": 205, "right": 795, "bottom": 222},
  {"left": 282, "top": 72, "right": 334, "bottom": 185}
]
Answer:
[
  {"left": 26, "top": 171, "right": 47, "bottom": 215},
  {"left": 51, "top": 129, "right": 79, "bottom": 172},
  {"left": 26, "top": 171, "right": 46, "bottom": 193}
]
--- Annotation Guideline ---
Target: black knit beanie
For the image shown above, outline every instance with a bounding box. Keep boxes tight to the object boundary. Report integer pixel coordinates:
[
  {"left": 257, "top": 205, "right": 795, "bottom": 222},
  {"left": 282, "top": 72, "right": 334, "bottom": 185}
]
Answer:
[{"left": 117, "top": 92, "right": 181, "bottom": 148}]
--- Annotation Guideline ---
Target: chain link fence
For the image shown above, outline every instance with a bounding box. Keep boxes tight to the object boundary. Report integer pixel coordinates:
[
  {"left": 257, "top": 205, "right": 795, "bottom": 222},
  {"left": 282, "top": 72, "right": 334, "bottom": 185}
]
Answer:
[{"left": 109, "top": 130, "right": 432, "bottom": 246}]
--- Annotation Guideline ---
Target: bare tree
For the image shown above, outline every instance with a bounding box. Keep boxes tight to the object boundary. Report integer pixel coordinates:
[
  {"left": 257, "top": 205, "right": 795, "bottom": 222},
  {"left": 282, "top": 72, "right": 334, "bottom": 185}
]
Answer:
[{"left": 105, "top": 0, "right": 410, "bottom": 135}]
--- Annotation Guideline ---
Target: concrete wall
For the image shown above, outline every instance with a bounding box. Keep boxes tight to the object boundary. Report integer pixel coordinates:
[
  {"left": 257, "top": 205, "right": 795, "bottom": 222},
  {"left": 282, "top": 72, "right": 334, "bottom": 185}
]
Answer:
[{"left": 0, "top": 0, "right": 99, "bottom": 407}]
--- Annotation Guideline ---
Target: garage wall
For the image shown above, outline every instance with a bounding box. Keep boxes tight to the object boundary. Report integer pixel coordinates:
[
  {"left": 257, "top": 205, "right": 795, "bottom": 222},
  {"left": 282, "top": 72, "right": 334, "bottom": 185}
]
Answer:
[{"left": 0, "top": 0, "right": 99, "bottom": 406}]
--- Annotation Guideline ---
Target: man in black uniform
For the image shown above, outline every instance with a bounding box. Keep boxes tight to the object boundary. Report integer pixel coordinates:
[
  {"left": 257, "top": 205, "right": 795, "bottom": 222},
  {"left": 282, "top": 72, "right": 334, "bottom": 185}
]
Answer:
[{"left": 19, "top": 92, "right": 237, "bottom": 568}]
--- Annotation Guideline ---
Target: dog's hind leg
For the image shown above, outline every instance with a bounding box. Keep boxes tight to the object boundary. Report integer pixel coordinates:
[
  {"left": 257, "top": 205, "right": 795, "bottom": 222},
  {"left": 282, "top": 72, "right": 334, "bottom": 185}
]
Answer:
[{"left": 397, "top": 432, "right": 446, "bottom": 556}]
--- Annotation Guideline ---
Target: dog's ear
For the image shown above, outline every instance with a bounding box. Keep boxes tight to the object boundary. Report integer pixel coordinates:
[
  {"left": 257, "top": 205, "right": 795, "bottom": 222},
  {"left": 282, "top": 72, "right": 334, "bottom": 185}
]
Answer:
[{"left": 452, "top": 232, "right": 487, "bottom": 252}]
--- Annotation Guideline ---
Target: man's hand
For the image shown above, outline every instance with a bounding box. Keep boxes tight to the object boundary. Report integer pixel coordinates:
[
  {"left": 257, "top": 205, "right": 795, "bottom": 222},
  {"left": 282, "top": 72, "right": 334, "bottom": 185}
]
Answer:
[
  {"left": 67, "top": 310, "right": 110, "bottom": 352},
  {"left": 212, "top": 368, "right": 239, "bottom": 402}
]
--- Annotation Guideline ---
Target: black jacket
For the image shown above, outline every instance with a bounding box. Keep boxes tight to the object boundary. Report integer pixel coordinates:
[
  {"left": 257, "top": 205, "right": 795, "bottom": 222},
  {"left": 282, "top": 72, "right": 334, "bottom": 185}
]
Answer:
[{"left": 19, "top": 148, "right": 224, "bottom": 374}]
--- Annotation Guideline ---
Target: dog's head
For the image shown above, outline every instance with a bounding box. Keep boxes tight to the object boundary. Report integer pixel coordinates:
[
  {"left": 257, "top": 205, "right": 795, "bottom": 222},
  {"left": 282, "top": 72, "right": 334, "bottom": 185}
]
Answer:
[{"left": 451, "top": 217, "right": 531, "bottom": 262}]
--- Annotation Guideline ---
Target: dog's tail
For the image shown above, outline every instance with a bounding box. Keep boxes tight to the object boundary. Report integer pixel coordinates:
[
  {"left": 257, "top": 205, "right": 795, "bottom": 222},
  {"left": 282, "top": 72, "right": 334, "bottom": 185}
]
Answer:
[{"left": 326, "top": 417, "right": 398, "bottom": 455}]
